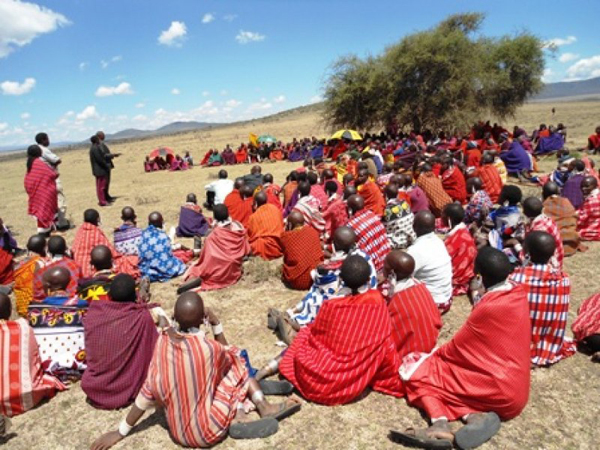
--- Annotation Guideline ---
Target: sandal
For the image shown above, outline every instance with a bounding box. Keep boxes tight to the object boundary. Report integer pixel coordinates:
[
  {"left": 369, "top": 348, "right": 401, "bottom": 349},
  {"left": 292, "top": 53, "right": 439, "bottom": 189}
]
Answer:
[
  {"left": 276, "top": 316, "right": 294, "bottom": 345},
  {"left": 389, "top": 427, "right": 453, "bottom": 449},
  {"left": 265, "top": 401, "right": 301, "bottom": 421},
  {"left": 454, "top": 412, "right": 501, "bottom": 449},
  {"left": 229, "top": 417, "right": 278, "bottom": 439},
  {"left": 259, "top": 379, "right": 294, "bottom": 396}
]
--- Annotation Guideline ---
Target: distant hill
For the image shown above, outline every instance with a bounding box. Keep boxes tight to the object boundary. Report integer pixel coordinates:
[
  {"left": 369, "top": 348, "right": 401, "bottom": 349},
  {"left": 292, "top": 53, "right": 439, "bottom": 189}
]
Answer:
[
  {"left": 104, "top": 121, "right": 221, "bottom": 141},
  {"left": 530, "top": 76, "right": 600, "bottom": 102}
]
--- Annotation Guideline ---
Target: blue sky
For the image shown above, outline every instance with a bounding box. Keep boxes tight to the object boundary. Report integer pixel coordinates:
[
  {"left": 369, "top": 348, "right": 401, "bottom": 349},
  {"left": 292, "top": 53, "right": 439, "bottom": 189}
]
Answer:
[{"left": 1, "top": 0, "right": 599, "bottom": 147}]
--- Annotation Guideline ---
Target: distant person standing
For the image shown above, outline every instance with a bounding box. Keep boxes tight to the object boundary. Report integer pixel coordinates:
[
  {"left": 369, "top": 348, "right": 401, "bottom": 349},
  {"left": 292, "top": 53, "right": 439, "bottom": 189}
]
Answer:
[
  {"left": 35, "top": 132, "right": 66, "bottom": 216},
  {"left": 89, "top": 135, "right": 111, "bottom": 207},
  {"left": 96, "top": 131, "right": 120, "bottom": 202}
]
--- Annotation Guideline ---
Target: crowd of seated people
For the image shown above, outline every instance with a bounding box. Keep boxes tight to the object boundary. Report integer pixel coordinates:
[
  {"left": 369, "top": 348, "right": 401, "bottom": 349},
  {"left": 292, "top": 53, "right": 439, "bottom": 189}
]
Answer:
[
  {"left": 3, "top": 121, "right": 600, "bottom": 449},
  {"left": 144, "top": 151, "right": 194, "bottom": 173}
]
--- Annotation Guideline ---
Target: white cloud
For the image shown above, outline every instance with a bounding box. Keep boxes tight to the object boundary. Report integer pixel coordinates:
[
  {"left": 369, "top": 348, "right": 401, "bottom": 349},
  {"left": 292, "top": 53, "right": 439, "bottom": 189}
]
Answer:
[
  {"left": 158, "top": 21, "right": 187, "bottom": 47},
  {"left": 235, "top": 30, "right": 265, "bottom": 44},
  {"left": 225, "top": 99, "right": 241, "bottom": 108},
  {"left": 0, "top": 0, "right": 70, "bottom": 58},
  {"left": 202, "top": 90, "right": 210, "bottom": 97},
  {"left": 171, "top": 88, "right": 180, "bottom": 95},
  {"left": 541, "top": 68, "right": 554, "bottom": 83},
  {"left": 76, "top": 105, "right": 99, "bottom": 121},
  {"left": 220, "top": 89, "right": 228, "bottom": 96},
  {"left": 20, "top": 112, "right": 30, "bottom": 119},
  {"left": 544, "top": 35, "right": 577, "bottom": 48},
  {"left": 133, "top": 114, "right": 147, "bottom": 122},
  {"left": 111, "top": 55, "right": 122, "bottom": 63},
  {"left": 100, "top": 55, "right": 122, "bottom": 69},
  {"left": 79, "top": 62, "right": 88, "bottom": 71},
  {"left": 247, "top": 98, "right": 272, "bottom": 112},
  {"left": 273, "top": 95, "right": 286, "bottom": 104},
  {"left": 223, "top": 14, "right": 237, "bottom": 22},
  {"left": 95, "top": 82, "right": 133, "bottom": 97},
  {"left": 559, "top": 52, "right": 579, "bottom": 63},
  {"left": 309, "top": 95, "right": 322, "bottom": 103},
  {"left": 101, "top": 60, "right": 109, "bottom": 69},
  {"left": 1, "top": 77, "right": 36, "bottom": 95},
  {"left": 566, "top": 55, "right": 600, "bottom": 81},
  {"left": 0, "top": 122, "right": 8, "bottom": 131},
  {"left": 202, "top": 13, "right": 215, "bottom": 24},
  {"left": 135, "top": 102, "right": 145, "bottom": 108}
]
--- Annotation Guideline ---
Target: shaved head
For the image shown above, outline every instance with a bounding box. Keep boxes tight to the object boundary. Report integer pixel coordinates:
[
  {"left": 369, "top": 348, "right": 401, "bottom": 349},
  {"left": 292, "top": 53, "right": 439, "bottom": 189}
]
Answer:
[
  {"left": 234, "top": 178, "right": 245, "bottom": 190},
  {"left": 84, "top": 209, "right": 100, "bottom": 225},
  {"left": 0, "top": 293, "right": 11, "bottom": 320},
  {"left": 322, "top": 169, "right": 334, "bottom": 180},
  {"left": 475, "top": 247, "right": 512, "bottom": 289},
  {"left": 148, "top": 212, "right": 163, "bottom": 228},
  {"left": 254, "top": 191, "right": 268, "bottom": 207},
  {"left": 47, "top": 236, "right": 67, "bottom": 256},
  {"left": 342, "top": 174, "right": 354, "bottom": 186},
  {"left": 542, "top": 182, "right": 560, "bottom": 199},
  {"left": 581, "top": 176, "right": 598, "bottom": 197},
  {"left": 524, "top": 231, "right": 556, "bottom": 264},
  {"left": 443, "top": 203, "right": 465, "bottom": 227},
  {"left": 174, "top": 292, "right": 205, "bottom": 332},
  {"left": 121, "top": 206, "right": 136, "bottom": 222},
  {"left": 287, "top": 210, "right": 305, "bottom": 228},
  {"left": 384, "top": 183, "right": 399, "bottom": 200},
  {"left": 27, "top": 234, "right": 46, "bottom": 256},
  {"left": 42, "top": 266, "right": 71, "bottom": 293},
  {"left": 186, "top": 193, "right": 197, "bottom": 204},
  {"left": 347, "top": 194, "right": 364, "bottom": 214},
  {"left": 213, "top": 204, "right": 229, "bottom": 222},
  {"left": 413, "top": 210, "right": 435, "bottom": 237},
  {"left": 343, "top": 185, "right": 357, "bottom": 200},
  {"left": 384, "top": 250, "right": 415, "bottom": 281},
  {"left": 240, "top": 185, "right": 254, "bottom": 199},
  {"left": 91, "top": 245, "right": 113, "bottom": 271},
  {"left": 109, "top": 274, "right": 137, "bottom": 303},
  {"left": 333, "top": 226, "right": 356, "bottom": 252},
  {"left": 251, "top": 165, "right": 262, "bottom": 175},
  {"left": 522, "top": 197, "right": 543, "bottom": 219},
  {"left": 298, "top": 181, "right": 311, "bottom": 197},
  {"left": 467, "top": 177, "right": 482, "bottom": 193},
  {"left": 340, "top": 255, "right": 371, "bottom": 292},
  {"left": 264, "top": 173, "right": 274, "bottom": 184}
]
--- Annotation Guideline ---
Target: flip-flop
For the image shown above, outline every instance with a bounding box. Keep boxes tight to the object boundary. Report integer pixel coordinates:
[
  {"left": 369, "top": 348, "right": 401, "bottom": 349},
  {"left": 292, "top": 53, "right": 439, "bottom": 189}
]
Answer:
[
  {"left": 229, "top": 417, "right": 278, "bottom": 440},
  {"left": 454, "top": 412, "right": 501, "bottom": 450},
  {"left": 267, "top": 308, "right": 282, "bottom": 330},
  {"left": 389, "top": 428, "right": 453, "bottom": 449},
  {"left": 176, "top": 278, "right": 202, "bottom": 295},
  {"left": 276, "top": 316, "right": 293, "bottom": 345},
  {"left": 259, "top": 379, "right": 294, "bottom": 395},
  {"left": 266, "top": 401, "right": 301, "bottom": 421}
]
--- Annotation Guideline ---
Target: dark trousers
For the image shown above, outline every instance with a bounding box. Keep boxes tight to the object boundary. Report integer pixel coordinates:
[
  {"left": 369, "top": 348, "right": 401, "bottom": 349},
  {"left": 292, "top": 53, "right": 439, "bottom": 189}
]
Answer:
[
  {"left": 96, "top": 176, "right": 108, "bottom": 205},
  {"left": 105, "top": 171, "right": 112, "bottom": 200}
]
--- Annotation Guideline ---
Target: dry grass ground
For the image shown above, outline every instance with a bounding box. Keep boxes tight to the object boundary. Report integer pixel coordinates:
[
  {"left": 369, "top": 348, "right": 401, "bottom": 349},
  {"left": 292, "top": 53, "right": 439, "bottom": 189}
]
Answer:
[{"left": 1, "top": 102, "right": 600, "bottom": 449}]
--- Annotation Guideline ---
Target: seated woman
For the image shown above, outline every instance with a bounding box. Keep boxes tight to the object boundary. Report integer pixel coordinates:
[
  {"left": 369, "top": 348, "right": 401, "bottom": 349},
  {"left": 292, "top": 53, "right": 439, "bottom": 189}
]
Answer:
[
  {"left": 176, "top": 194, "right": 210, "bottom": 238},
  {"left": 28, "top": 266, "right": 88, "bottom": 381},
  {"left": 170, "top": 155, "right": 188, "bottom": 171},
  {"left": 144, "top": 156, "right": 159, "bottom": 173},
  {"left": 208, "top": 150, "right": 224, "bottom": 167},
  {"left": 183, "top": 151, "right": 194, "bottom": 167}
]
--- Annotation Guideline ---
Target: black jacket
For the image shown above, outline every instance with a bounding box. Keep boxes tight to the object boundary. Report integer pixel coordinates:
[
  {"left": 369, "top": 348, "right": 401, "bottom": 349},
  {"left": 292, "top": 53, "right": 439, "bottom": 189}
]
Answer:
[{"left": 90, "top": 143, "right": 111, "bottom": 177}]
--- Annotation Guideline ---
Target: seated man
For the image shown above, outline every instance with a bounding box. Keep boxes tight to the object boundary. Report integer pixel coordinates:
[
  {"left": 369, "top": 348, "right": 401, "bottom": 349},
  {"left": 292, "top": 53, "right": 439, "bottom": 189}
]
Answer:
[
  {"left": 33, "top": 236, "right": 81, "bottom": 302},
  {"left": 247, "top": 192, "right": 283, "bottom": 260},
  {"left": 242, "top": 165, "right": 264, "bottom": 192},
  {"left": 82, "top": 274, "right": 162, "bottom": 410},
  {"left": 383, "top": 183, "right": 415, "bottom": 250},
  {"left": 562, "top": 159, "right": 586, "bottom": 209},
  {"left": 464, "top": 177, "right": 493, "bottom": 225},
  {"left": 138, "top": 212, "right": 187, "bottom": 282},
  {"left": 383, "top": 251, "right": 442, "bottom": 359},
  {"left": 355, "top": 168, "right": 386, "bottom": 217},
  {"left": 0, "top": 293, "right": 65, "bottom": 421},
  {"left": 114, "top": 206, "right": 142, "bottom": 256},
  {"left": 0, "top": 217, "right": 18, "bottom": 286},
  {"left": 263, "top": 173, "right": 283, "bottom": 211},
  {"left": 224, "top": 181, "right": 254, "bottom": 228},
  {"left": 572, "top": 291, "right": 600, "bottom": 362},
  {"left": 292, "top": 181, "right": 326, "bottom": 236},
  {"left": 522, "top": 197, "right": 564, "bottom": 269},
  {"left": 77, "top": 245, "right": 119, "bottom": 302},
  {"left": 509, "top": 231, "right": 576, "bottom": 367},
  {"left": 91, "top": 292, "right": 300, "bottom": 449},
  {"left": 416, "top": 164, "right": 452, "bottom": 217},
  {"left": 322, "top": 180, "right": 348, "bottom": 243},
  {"left": 281, "top": 211, "right": 324, "bottom": 290},
  {"left": 307, "top": 171, "right": 328, "bottom": 210},
  {"left": 391, "top": 247, "right": 531, "bottom": 450},
  {"left": 13, "top": 234, "right": 47, "bottom": 317},
  {"left": 235, "top": 144, "right": 248, "bottom": 164},
  {"left": 176, "top": 194, "right": 210, "bottom": 238},
  {"left": 577, "top": 176, "right": 600, "bottom": 241},
  {"left": 72, "top": 209, "right": 139, "bottom": 279},
  {"left": 588, "top": 125, "right": 600, "bottom": 153},
  {"left": 182, "top": 205, "right": 250, "bottom": 291},
  {"left": 28, "top": 267, "right": 88, "bottom": 381},
  {"left": 475, "top": 153, "right": 503, "bottom": 203},
  {"left": 542, "top": 182, "right": 584, "bottom": 256},
  {"left": 442, "top": 203, "right": 477, "bottom": 296},
  {"left": 440, "top": 156, "right": 467, "bottom": 204},
  {"left": 347, "top": 194, "right": 391, "bottom": 272},
  {"left": 261, "top": 255, "right": 404, "bottom": 406},
  {"left": 407, "top": 211, "right": 453, "bottom": 313},
  {"left": 204, "top": 169, "right": 234, "bottom": 210},
  {"left": 498, "top": 134, "right": 532, "bottom": 179}
]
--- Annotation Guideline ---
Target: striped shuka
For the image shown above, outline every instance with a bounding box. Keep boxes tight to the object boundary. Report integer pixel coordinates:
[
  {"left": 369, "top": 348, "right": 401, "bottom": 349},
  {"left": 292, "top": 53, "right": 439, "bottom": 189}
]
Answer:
[{"left": 24, "top": 158, "right": 58, "bottom": 229}]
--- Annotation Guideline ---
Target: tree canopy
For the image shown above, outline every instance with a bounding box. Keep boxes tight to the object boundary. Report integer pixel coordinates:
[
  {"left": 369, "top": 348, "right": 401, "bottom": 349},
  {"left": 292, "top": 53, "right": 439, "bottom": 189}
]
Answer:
[{"left": 322, "top": 13, "right": 545, "bottom": 133}]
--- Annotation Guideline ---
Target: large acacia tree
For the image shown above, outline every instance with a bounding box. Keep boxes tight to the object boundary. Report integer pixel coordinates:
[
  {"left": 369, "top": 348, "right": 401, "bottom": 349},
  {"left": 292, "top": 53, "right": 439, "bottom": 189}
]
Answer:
[{"left": 323, "top": 13, "right": 545, "bottom": 133}]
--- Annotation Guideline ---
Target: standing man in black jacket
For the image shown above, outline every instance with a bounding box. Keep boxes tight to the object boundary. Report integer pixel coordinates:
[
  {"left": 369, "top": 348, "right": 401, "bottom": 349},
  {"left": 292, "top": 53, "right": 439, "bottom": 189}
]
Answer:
[
  {"left": 96, "top": 131, "right": 120, "bottom": 202},
  {"left": 90, "top": 135, "right": 111, "bottom": 207}
]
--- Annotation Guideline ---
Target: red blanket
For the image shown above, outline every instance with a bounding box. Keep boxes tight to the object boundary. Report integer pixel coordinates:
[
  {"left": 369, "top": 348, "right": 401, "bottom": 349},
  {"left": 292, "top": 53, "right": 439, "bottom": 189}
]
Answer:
[
  {"left": 572, "top": 293, "right": 600, "bottom": 341},
  {"left": 24, "top": 158, "right": 58, "bottom": 228},
  {"left": 441, "top": 166, "right": 467, "bottom": 204},
  {"left": 358, "top": 181, "right": 385, "bottom": 217},
  {"left": 0, "top": 248, "right": 14, "bottom": 285},
  {"left": 280, "top": 290, "right": 404, "bottom": 405},
  {"left": 247, "top": 204, "right": 283, "bottom": 260},
  {"left": 444, "top": 224, "right": 477, "bottom": 296},
  {"left": 388, "top": 280, "right": 442, "bottom": 359},
  {"left": 185, "top": 224, "right": 250, "bottom": 290},
  {"left": 82, "top": 301, "right": 158, "bottom": 409},
  {"left": 476, "top": 165, "right": 502, "bottom": 203},
  {"left": 224, "top": 190, "right": 253, "bottom": 228},
  {"left": 281, "top": 226, "right": 324, "bottom": 290},
  {"left": 401, "top": 284, "right": 531, "bottom": 421}
]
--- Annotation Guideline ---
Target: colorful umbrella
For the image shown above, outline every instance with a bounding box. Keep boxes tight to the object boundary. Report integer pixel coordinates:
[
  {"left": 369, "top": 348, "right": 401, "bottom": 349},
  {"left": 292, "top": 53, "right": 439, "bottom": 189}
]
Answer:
[
  {"left": 258, "top": 134, "right": 277, "bottom": 144},
  {"left": 330, "top": 129, "right": 363, "bottom": 141},
  {"left": 149, "top": 147, "right": 175, "bottom": 159}
]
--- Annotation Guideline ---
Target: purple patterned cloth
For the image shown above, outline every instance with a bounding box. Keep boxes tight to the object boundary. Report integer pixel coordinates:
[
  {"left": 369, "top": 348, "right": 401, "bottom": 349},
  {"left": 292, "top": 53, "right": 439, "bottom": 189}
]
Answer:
[
  {"left": 176, "top": 206, "right": 209, "bottom": 237},
  {"left": 561, "top": 174, "right": 584, "bottom": 210}
]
